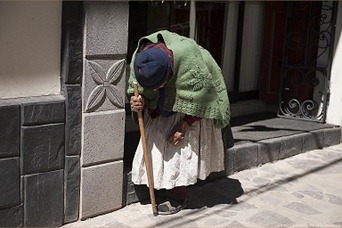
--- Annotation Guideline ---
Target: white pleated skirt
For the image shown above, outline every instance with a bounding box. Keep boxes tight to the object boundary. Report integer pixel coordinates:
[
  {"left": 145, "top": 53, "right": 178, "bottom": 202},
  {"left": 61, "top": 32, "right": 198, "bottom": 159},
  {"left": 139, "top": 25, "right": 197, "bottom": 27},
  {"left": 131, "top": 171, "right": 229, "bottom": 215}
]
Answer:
[{"left": 131, "top": 111, "right": 225, "bottom": 190}]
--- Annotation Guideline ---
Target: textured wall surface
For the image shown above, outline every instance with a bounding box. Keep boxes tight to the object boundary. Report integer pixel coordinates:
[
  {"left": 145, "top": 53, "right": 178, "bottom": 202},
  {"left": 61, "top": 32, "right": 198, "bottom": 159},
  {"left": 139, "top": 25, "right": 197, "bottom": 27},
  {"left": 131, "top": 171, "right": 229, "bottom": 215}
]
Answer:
[
  {"left": 80, "top": 1, "right": 129, "bottom": 220},
  {"left": 0, "top": 1, "right": 130, "bottom": 226},
  {"left": 0, "top": 96, "right": 66, "bottom": 227},
  {"left": 61, "top": 2, "right": 83, "bottom": 224}
]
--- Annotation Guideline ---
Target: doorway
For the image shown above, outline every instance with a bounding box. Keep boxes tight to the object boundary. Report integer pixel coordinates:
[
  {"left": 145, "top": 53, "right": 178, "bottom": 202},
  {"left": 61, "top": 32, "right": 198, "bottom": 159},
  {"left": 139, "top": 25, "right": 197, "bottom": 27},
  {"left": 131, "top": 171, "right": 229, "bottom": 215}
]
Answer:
[{"left": 259, "top": 1, "right": 338, "bottom": 122}]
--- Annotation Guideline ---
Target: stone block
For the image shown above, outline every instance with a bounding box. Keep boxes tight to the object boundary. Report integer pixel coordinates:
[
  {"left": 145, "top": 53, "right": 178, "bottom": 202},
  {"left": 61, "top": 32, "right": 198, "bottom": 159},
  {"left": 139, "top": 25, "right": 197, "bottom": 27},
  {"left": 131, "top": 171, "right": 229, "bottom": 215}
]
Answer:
[
  {"left": 21, "top": 99, "right": 65, "bottom": 126},
  {"left": 0, "top": 204, "right": 23, "bottom": 227},
  {"left": 83, "top": 59, "right": 126, "bottom": 113},
  {"left": 80, "top": 161, "right": 123, "bottom": 219},
  {"left": 257, "top": 138, "right": 281, "bottom": 165},
  {"left": 82, "top": 110, "right": 125, "bottom": 166},
  {"left": 21, "top": 123, "right": 65, "bottom": 174},
  {"left": 233, "top": 143, "right": 258, "bottom": 172},
  {"left": 61, "top": 1, "right": 83, "bottom": 85},
  {"left": 64, "top": 156, "right": 80, "bottom": 223},
  {"left": 0, "top": 158, "right": 20, "bottom": 208},
  {"left": 64, "top": 28, "right": 83, "bottom": 84},
  {"left": 302, "top": 131, "right": 324, "bottom": 153},
  {"left": 279, "top": 134, "right": 303, "bottom": 159},
  {"left": 64, "top": 85, "right": 82, "bottom": 155},
  {"left": 224, "top": 147, "right": 235, "bottom": 175},
  {"left": 62, "top": 1, "right": 83, "bottom": 23},
  {"left": 20, "top": 176, "right": 23, "bottom": 202},
  {"left": 0, "top": 104, "right": 20, "bottom": 157},
  {"left": 24, "top": 170, "right": 63, "bottom": 227},
  {"left": 323, "top": 127, "right": 342, "bottom": 147},
  {"left": 85, "top": 2, "right": 128, "bottom": 56},
  {"left": 62, "top": 45, "right": 83, "bottom": 85}
]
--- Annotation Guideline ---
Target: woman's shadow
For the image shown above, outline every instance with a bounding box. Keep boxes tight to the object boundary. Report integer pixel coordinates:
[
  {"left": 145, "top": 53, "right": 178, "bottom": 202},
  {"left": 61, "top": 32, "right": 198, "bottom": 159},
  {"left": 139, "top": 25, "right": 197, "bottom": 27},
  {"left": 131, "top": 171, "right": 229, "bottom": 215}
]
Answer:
[
  {"left": 133, "top": 175, "right": 244, "bottom": 209},
  {"left": 185, "top": 176, "right": 244, "bottom": 209}
]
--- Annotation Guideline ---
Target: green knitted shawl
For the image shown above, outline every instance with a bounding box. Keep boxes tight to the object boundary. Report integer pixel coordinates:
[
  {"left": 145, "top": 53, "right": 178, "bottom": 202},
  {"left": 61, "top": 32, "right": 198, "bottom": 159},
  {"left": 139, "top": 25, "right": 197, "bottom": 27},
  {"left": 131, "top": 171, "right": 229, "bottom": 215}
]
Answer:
[{"left": 127, "top": 30, "right": 230, "bottom": 128}]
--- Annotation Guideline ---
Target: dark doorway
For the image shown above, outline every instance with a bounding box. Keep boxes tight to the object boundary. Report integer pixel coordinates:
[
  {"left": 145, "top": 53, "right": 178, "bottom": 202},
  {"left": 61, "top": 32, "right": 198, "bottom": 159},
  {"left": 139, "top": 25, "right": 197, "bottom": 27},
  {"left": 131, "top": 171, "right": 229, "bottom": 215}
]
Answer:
[{"left": 259, "top": 1, "right": 338, "bottom": 122}]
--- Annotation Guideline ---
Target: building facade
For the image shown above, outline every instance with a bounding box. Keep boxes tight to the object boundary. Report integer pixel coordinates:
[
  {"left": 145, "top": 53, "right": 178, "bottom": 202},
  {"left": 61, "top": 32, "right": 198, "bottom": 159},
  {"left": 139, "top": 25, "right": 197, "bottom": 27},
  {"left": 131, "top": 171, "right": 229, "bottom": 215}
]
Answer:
[{"left": 0, "top": 1, "right": 341, "bottom": 227}]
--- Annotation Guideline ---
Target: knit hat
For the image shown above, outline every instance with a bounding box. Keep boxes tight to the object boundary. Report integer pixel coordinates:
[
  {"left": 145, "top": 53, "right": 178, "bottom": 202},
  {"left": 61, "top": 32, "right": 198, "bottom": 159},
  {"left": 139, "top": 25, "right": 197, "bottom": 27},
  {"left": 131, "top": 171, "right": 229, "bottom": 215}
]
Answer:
[{"left": 134, "top": 47, "right": 171, "bottom": 89}]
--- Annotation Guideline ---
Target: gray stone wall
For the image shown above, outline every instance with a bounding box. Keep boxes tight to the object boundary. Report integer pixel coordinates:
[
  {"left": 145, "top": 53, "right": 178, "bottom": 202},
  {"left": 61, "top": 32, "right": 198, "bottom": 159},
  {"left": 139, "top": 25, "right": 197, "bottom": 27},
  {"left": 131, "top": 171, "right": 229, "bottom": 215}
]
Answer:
[
  {"left": 80, "top": 2, "right": 128, "bottom": 220},
  {"left": 0, "top": 2, "right": 84, "bottom": 227},
  {"left": 61, "top": 1, "right": 83, "bottom": 224},
  {"left": 0, "top": 96, "right": 65, "bottom": 227},
  {"left": 0, "top": 2, "right": 130, "bottom": 226}
]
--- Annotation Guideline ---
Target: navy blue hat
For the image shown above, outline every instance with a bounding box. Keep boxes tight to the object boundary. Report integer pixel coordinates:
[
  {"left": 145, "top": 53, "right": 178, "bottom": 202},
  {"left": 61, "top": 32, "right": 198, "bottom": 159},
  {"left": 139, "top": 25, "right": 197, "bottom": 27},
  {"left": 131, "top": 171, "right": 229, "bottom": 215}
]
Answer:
[{"left": 134, "top": 48, "right": 171, "bottom": 89}]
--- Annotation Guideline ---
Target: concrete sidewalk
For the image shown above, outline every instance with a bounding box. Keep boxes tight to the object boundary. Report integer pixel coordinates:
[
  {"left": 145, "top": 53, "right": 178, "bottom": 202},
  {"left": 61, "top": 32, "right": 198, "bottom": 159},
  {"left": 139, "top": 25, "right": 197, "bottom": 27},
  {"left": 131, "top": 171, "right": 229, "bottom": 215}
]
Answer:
[{"left": 63, "top": 144, "right": 342, "bottom": 228}]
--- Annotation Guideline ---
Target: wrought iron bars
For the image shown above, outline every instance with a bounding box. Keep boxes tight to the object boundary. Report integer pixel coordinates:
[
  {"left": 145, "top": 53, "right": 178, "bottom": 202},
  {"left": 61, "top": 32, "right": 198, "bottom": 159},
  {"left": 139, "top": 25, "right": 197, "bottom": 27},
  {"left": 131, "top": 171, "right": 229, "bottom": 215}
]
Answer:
[{"left": 278, "top": 1, "right": 337, "bottom": 122}]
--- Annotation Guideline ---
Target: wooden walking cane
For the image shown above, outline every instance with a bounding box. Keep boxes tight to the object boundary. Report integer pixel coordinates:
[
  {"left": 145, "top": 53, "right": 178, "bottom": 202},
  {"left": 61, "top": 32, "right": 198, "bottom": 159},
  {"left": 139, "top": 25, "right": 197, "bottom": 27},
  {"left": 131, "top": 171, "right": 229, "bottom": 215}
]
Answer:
[{"left": 133, "top": 82, "right": 158, "bottom": 216}]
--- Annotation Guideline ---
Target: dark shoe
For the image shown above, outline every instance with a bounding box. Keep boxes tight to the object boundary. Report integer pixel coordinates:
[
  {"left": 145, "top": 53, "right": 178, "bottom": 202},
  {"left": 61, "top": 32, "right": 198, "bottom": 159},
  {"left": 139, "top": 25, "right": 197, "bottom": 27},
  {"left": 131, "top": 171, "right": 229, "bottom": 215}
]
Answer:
[
  {"left": 157, "top": 194, "right": 189, "bottom": 215},
  {"left": 157, "top": 197, "right": 182, "bottom": 215}
]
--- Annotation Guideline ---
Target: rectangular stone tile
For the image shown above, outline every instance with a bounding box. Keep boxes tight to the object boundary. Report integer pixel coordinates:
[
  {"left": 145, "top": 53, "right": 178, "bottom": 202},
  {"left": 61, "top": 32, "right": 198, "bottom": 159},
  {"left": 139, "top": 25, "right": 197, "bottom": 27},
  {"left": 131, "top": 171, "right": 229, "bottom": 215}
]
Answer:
[
  {"left": 64, "top": 156, "right": 80, "bottom": 223},
  {"left": 62, "top": 1, "right": 83, "bottom": 23},
  {"left": 257, "top": 138, "right": 281, "bottom": 165},
  {"left": 0, "top": 158, "right": 20, "bottom": 208},
  {"left": 83, "top": 59, "right": 126, "bottom": 113},
  {"left": 64, "top": 84, "right": 82, "bottom": 155},
  {"left": 21, "top": 98, "right": 65, "bottom": 125},
  {"left": 80, "top": 161, "right": 123, "bottom": 219},
  {"left": 85, "top": 2, "right": 128, "bottom": 56},
  {"left": 61, "top": 2, "right": 83, "bottom": 84},
  {"left": 82, "top": 110, "right": 125, "bottom": 166},
  {"left": 0, "top": 204, "right": 23, "bottom": 227},
  {"left": 24, "top": 170, "right": 63, "bottom": 227},
  {"left": 279, "top": 134, "right": 303, "bottom": 159},
  {"left": 302, "top": 131, "right": 324, "bottom": 153},
  {"left": 0, "top": 104, "right": 20, "bottom": 157},
  {"left": 233, "top": 142, "right": 258, "bottom": 172},
  {"left": 323, "top": 127, "right": 341, "bottom": 147},
  {"left": 21, "top": 123, "right": 65, "bottom": 174},
  {"left": 224, "top": 147, "right": 235, "bottom": 175},
  {"left": 20, "top": 176, "right": 23, "bottom": 202}
]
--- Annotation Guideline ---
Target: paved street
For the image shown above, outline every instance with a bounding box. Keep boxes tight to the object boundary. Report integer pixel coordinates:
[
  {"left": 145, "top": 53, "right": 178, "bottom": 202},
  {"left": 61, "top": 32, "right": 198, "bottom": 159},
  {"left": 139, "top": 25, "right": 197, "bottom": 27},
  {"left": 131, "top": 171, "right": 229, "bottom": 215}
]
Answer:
[{"left": 64, "top": 144, "right": 342, "bottom": 228}]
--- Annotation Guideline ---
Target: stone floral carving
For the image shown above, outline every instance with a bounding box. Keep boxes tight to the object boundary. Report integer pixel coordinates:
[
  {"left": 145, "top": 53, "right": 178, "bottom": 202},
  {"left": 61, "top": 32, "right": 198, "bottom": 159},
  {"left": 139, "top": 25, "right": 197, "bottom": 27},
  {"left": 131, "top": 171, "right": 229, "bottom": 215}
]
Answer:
[{"left": 86, "top": 59, "right": 125, "bottom": 112}]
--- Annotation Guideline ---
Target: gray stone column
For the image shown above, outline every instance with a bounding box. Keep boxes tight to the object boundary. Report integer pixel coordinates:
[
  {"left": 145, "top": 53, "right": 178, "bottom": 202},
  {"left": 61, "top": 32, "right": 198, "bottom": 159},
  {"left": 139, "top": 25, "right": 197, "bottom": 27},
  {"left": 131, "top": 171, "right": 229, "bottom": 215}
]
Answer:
[{"left": 80, "top": 2, "right": 128, "bottom": 219}]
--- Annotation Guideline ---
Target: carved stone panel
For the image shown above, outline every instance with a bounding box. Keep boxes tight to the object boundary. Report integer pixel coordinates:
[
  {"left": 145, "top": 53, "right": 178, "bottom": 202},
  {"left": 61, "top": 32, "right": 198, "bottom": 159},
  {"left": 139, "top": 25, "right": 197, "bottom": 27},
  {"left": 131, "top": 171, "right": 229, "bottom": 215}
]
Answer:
[{"left": 83, "top": 59, "right": 126, "bottom": 113}]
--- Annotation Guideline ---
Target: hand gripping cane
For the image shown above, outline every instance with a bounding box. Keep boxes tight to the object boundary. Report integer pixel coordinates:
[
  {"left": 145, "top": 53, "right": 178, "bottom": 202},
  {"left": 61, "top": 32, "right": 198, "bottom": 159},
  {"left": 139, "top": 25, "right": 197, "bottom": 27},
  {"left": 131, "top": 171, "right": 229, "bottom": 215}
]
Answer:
[{"left": 133, "top": 82, "right": 158, "bottom": 216}]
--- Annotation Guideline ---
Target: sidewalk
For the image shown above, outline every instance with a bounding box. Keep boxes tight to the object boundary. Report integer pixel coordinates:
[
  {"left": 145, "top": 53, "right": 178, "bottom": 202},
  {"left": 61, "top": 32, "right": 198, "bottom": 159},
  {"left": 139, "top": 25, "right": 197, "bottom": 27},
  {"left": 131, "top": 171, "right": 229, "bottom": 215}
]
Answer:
[{"left": 63, "top": 144, "right": 342, "bottom": 228}]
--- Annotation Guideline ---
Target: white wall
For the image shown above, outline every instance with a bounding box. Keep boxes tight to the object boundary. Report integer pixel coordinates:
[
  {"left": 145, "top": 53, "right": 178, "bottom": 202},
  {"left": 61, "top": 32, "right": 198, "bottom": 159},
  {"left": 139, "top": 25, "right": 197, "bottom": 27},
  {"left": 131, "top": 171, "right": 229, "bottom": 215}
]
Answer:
[
  {"left": 326, "top": 2, "right": 342, "bottom": 126},
  {"left": 0, "top": 2, "right": 62, "bottom": 99}
]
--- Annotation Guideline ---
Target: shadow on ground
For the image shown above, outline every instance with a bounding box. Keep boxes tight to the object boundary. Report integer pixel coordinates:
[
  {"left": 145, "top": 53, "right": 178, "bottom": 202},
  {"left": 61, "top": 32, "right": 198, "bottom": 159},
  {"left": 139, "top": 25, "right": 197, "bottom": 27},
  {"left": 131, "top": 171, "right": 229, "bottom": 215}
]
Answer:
[
  {"left": 135, "top": 177, "right": 244, "bottom": 210},
  {"left": 186, "top": 177, "right": 244, "bottom": 209}
]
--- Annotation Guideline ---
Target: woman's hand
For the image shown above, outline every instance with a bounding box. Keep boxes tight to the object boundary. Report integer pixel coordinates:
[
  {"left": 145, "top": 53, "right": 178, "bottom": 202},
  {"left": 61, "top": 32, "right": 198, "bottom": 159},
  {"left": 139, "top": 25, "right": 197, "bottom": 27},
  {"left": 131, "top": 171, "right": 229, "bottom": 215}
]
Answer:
[
  {"left": 168, "top": 121, "right": 190, "bottom": 145},
  {"left": 130, "top": 95, "right": 145, "bottom": 112}
]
